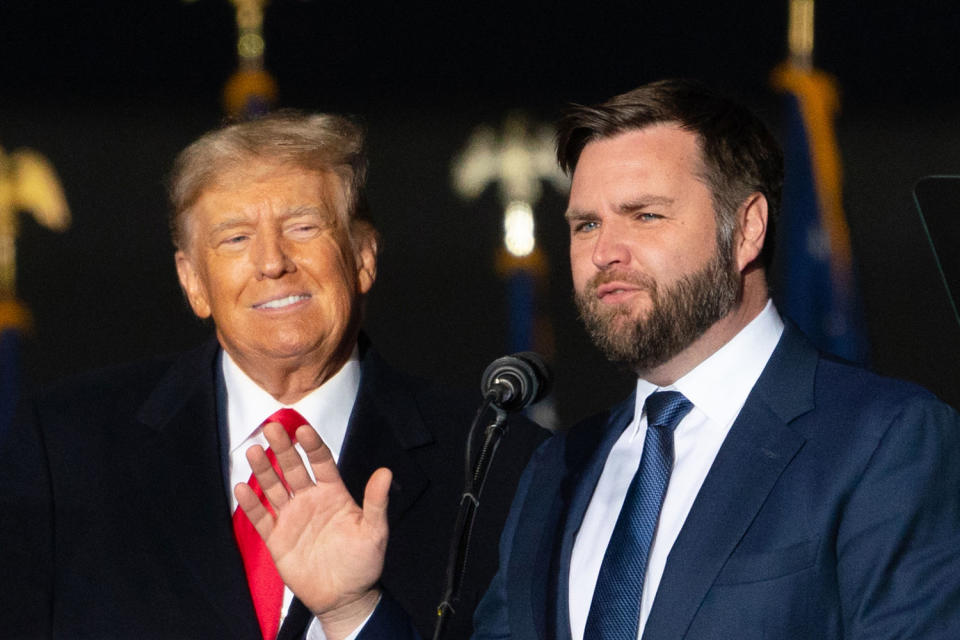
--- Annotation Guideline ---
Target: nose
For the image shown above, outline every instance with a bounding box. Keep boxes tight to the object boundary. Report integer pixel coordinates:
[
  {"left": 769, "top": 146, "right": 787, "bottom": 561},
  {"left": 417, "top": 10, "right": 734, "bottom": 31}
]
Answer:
[
  {"left": 591, "top": 221, "right": 630, "bottom": 270},
  {"left": 253, "top": 230, "right": 296, "bottom": 279}
]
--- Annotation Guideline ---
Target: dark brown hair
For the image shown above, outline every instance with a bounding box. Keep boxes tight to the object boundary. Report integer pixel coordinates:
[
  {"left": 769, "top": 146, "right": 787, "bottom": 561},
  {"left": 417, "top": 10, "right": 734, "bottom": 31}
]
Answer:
[{"left": 556, "top": 79, "right": 783, "bottom": 267}]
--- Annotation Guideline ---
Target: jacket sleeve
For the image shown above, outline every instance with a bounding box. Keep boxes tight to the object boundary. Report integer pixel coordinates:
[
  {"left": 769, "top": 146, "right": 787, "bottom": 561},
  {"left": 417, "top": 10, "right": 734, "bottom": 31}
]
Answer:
[
  {"left": 355, "top": 591, "right": 422, "bottom": 640},
  {"left": 837, "top": 394, "right": 960, "bottom": 639}
]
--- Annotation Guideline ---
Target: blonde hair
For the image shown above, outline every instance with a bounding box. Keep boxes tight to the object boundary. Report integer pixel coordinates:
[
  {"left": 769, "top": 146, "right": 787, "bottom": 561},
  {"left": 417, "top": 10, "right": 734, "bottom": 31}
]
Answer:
[{"left": 168, "top": 111, "right": 371, "bottom": 249}]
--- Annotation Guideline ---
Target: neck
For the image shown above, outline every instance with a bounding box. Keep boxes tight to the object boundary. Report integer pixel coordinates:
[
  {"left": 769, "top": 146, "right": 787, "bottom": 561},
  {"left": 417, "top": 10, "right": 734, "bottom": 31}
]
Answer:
[
  {"left": 639, "top": 269, "right": 769, "bottom": 387},
  {"left": 225, "top": 340, "right": 356, "bottom": 405}
]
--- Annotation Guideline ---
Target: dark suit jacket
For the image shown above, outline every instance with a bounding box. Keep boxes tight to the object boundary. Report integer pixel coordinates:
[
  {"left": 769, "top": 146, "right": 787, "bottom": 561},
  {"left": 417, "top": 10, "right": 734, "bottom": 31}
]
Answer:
[
  {"left": 0, "top": 337, "right": 546, "bottom": 640},
  {"left": 363, "top": 323, "right": 960, "bottom": 639}
]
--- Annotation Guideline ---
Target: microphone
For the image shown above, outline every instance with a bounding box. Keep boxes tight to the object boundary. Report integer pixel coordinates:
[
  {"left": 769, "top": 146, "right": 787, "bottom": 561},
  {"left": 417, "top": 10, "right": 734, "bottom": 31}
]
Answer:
[
  {"left": 434, "top": 352, "right": 551, "bottom": 639},
  {"left": 480, "top": 351, "right": 552, "bottom": 412}
]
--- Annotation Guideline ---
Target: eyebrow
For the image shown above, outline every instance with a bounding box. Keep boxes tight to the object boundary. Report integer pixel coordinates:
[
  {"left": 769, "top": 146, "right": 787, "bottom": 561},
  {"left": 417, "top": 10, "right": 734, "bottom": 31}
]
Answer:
[
  {"left": 208, "top": 206, "right": 332, "bottom": 235},
  {"left": 280, "top": 205, "right": 329, "bottom": 220},
  {"left": 209, "top": 216, "right": 251, "bottom": 236},
  {"left": 564, "top": 208, "right": 594, "bottom": 222},
  {"left": 617, "top": 195, "right": 675, "bottom": 213},
  {"left": 564, "top": 194, "right": 675, "bottom": 221}
]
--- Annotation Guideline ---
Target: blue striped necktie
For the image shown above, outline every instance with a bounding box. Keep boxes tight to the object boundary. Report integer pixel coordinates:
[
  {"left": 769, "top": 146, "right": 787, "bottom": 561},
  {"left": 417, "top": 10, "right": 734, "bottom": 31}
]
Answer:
[{"left": 583, "top": 390, "right": 693, "bottom": 639}]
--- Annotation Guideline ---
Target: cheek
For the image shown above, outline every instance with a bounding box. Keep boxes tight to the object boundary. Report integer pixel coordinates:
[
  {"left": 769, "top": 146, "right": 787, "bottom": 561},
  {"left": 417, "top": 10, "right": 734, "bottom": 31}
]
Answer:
[
  {"left": 198, "top": 259, "right": 254, "bottom": 314},
  {"left": 301, "top": 246, "right": 359, "bottom": 297},
  {"left": 570, "top": 245, "right": 597, "bottom": 285},
  {"left": 569, "top": 236, "right": 592, "bottom": 265},
  {"left": 205, "top": 262, "right": 243, "bottom": 298}
]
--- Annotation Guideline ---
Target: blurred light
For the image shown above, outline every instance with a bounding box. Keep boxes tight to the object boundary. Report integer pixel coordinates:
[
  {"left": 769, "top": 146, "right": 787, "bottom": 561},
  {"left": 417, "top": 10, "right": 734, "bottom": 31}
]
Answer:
[
  {"left": 237, "top": 5, "right": 263, "bottom": 30},
  {"left": 238, "top": 33, "right": 265, "bottom": 59},
  {"left": 504, "top": 200, "right": 535, "bottom": 257},
  {"left": 788, "top": 0, "right": 815, "bottom": 67}
]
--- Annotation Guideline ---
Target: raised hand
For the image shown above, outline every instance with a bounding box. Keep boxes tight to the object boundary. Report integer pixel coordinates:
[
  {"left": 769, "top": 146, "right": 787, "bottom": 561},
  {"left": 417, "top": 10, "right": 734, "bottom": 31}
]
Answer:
[{"left": 234, "top": 421, "right": 391, "bottom": 634}]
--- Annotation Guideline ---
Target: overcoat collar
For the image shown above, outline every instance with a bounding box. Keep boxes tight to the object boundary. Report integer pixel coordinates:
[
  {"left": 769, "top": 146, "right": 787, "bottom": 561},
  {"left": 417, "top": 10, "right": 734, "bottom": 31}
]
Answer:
[
  {"left": 131, "top": 335, "right": 435, "bottom": 638},
  {"left": 135, "top": 337, "right": 262, "bottom": 638}
]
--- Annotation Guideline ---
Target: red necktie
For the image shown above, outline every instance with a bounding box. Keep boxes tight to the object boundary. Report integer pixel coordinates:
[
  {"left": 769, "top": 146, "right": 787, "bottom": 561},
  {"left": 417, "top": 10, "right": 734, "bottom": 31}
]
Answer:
[{"left": 232, "top": 408, "right": 308, "bottom": 640}]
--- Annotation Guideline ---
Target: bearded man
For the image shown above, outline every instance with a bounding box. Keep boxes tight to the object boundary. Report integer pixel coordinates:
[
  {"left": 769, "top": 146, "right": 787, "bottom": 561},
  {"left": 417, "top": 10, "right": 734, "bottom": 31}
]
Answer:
[{"left": 214, "top": 81, "right": 960, "bottom": 640}]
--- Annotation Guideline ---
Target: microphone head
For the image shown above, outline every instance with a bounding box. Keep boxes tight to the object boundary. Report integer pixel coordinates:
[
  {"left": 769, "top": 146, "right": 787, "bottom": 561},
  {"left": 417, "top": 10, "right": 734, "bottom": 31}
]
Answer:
[{"left": 481, "top": 351, "right": 552, "bottom": 412}]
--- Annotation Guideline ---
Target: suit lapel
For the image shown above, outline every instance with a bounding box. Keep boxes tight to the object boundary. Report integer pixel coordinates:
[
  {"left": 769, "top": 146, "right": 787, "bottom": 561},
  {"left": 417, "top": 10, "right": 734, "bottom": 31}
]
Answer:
[
  {"left": 284, "top": 344, "right": 434, "bottom": 637},
  {"left": 338, "top": 347, "right": 432, "bottom": 527},
  {"left": 643, "top": 324, "right": 817, "bottom": 639},
  {"left": 133, "top": 339, "right": 262, "bottom": 639}
]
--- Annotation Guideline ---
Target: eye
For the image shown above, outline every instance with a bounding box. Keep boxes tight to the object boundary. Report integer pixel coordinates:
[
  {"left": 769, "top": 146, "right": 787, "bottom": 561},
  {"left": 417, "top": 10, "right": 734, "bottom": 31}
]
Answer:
[
  {"left": 636, "top": 212, "right": 662, "bottom": 222},
  {"left": 572, "top": 219, "right": 599, "bottom": 234},
  {"left": 221, "top": 234, "right": 249, "bottom": 246},
  {"left": 287, "top": 223, "right": 321, "bottom": 238}
]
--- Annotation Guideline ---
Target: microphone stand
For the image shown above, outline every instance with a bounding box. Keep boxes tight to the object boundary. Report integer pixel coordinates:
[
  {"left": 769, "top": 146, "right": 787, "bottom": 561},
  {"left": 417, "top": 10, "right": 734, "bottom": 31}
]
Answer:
[{"left": 433, "top": 394, "right": 508, "bottom": 640}]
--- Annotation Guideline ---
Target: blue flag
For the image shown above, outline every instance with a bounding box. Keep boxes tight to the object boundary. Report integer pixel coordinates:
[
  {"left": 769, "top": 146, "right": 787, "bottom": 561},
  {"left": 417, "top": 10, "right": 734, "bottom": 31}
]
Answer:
[
  {"left": 0, "top": 301, "right": 30, "bottom": 439},
  {"left": 772, "top": 64, "right": 869, "bottom": 363}
]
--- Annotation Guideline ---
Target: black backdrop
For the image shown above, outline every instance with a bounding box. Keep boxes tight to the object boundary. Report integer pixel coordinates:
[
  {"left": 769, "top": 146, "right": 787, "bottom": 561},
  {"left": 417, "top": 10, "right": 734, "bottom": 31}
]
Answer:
[{"left": 3, "top": 1, "right": 959, "bottom": 424}]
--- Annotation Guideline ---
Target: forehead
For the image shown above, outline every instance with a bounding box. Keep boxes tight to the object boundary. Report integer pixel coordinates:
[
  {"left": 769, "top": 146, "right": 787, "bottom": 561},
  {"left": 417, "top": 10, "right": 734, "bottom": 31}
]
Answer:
[
  {"left": 570, "top": 125, "right": 705, "bottom": 196},
  {"left": 178, "top": 163, "right": 350, "bottom": 252},
  {"left": 207, "top": 162, "right": 345, "bottom": 207},
  {"left": 184, "top": 162, "right": 348, "bottom": 231}
]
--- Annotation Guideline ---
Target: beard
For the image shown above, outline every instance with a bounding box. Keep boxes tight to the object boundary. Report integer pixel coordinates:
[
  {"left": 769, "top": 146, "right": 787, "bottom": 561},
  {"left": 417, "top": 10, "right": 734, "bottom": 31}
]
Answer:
[{"left": 575, "top": 242, "right": 741, "bottom": 372}]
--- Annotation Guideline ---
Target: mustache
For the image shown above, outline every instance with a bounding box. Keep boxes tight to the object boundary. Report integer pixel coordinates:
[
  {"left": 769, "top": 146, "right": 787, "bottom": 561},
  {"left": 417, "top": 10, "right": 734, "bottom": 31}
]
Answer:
[{"left": 585, "top": 269, "right": 656, "bottom": 294}]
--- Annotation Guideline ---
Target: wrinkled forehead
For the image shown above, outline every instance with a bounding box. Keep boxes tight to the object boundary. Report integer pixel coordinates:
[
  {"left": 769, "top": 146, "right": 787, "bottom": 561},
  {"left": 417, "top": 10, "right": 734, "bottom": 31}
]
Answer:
[
  {"left": 210, "top": 160, "right": 349, "bottom": 212},
  {"left": 180, "top": 161, "right": 351, "bottom": 245}
]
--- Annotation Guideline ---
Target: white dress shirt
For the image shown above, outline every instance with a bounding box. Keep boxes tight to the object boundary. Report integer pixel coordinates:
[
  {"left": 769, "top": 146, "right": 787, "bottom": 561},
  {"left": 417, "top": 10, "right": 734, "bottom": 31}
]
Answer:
[
  {"left": 222, "top": 346, "right": 361, "bottom": 637},
  {"left": 569, "top": 300, "right": 784, "bottom": 639}
]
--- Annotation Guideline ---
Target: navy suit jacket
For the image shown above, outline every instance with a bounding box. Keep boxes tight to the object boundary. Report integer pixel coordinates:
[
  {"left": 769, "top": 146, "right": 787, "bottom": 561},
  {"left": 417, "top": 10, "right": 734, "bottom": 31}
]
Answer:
[
  {"left": 364, "top": 323, "right": 960, "bottom": 639},
  {"left": 0, "top": 337, "right": 545, "bottom": 640}
]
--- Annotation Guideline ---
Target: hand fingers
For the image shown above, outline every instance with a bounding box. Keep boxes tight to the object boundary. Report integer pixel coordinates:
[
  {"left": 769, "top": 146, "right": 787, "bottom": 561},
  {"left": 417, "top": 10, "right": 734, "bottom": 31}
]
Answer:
[
  {"left": 298, "top": 425, "right": 340, "bottom": 485},
  {"left": 234, "top": 482, "right": 275, "bottom": 540},
  {"left": 362, "top": 467, "right": 393, "bottom": 533},
  {"left": 262, "top": 422, "right": 314, "bottom": 493},
  {"left": 247, "top": 442, "right": 291, "bottom": 512}
]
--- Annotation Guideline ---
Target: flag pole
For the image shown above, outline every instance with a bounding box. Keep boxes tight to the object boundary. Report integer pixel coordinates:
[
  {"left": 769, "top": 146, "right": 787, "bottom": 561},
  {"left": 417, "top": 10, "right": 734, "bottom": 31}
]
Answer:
[
  {"left": 788, "top": 0, "right": 814, "bottom": 70},
  {"left": 0, "top": 144, "right": 70, "bottom": 433},
  {"left": 771, "top": 0, "right": 869, "bottom": 362},
  {"left": 224, "top": 0, "right": 278, "bottom": 119},
  {"left": 451, "top": 114, "right": 567, "bottom": 427}
]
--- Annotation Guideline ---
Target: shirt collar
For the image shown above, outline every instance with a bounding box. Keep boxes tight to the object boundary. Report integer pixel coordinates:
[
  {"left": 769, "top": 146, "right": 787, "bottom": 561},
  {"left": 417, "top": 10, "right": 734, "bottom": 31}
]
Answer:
[
  {"left": 222, "top": 345, "right": 362, "bottom": 462},
  {"left": 634, "top": 300, "right": 784, "bottom": 428}
]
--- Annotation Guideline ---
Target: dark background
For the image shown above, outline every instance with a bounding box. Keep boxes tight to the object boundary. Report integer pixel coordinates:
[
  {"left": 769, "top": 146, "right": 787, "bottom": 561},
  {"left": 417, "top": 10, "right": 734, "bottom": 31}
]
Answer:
[{"left": 3, "top": 0, "right": 959, "bottom": 425}]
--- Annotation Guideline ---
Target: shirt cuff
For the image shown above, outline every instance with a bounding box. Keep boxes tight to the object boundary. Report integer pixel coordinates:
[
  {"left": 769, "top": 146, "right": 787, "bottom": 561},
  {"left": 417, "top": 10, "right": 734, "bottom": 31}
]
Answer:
[{"left": 304, "top": 594, "right": 383, "bottom": 640}]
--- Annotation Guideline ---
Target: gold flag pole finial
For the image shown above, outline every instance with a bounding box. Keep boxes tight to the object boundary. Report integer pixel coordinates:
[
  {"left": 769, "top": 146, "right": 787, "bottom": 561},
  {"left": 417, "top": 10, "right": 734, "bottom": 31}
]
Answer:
[
  {"left": 788, "top": 0, "right": 815, "bottom": 70},
  {"left": 0, "top": 144, "right": 71, "bottom": 329},
  {"left": 451, "top": 112, "right": 568, "bottom": 262},
  {"left": 231, "top": 0, "right": 268, "bottom": 68},
  {"left": 224, "top": 0, "right": 278, "bottom": 118}
]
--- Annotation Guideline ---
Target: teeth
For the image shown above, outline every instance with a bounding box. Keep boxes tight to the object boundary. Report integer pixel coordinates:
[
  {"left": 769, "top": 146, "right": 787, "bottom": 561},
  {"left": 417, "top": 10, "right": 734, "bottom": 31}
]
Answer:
[{"left": 256, "top": 295, "right": 309, "bottom": 309}]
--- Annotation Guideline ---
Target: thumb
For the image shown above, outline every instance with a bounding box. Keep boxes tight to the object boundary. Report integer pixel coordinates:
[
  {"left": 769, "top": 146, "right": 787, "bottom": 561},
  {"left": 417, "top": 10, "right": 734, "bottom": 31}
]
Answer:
[{"left": 362, "top": 467, "right": 392, "bottom": 531}]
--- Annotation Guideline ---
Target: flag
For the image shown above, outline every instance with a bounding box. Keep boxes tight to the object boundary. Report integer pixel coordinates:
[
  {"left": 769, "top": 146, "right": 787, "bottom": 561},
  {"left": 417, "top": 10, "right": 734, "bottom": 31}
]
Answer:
[
  {"left": 0, "top": 301, "right": 30, "bottom": 439},
  {"left": 771, "top": 63, "right": 869, "bottom": 362},
  {"left": 496, "top": 247, "right": 550, "bottom": 355}
]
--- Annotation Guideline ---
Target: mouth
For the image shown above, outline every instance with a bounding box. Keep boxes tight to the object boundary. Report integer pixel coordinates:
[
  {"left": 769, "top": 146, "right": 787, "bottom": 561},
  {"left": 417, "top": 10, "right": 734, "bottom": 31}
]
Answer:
[
  {"left": 252, "top": 294, "right": 311, "bottom": 310},
  {"left": 596, "top": 282, "right": 643, "bottom": 302}
]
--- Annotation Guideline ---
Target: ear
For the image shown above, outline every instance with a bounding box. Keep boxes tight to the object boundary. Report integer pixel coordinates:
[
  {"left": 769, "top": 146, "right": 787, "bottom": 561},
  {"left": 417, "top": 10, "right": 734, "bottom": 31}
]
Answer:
[
  {"left": 734, "top": 192, "right": 768, "bottom": 272},
  {"left": 175, "top": 249, "right": 212, "bottom": 319},
  {"left": 352, "top": 226, "right": 378, "bottom": 295}
]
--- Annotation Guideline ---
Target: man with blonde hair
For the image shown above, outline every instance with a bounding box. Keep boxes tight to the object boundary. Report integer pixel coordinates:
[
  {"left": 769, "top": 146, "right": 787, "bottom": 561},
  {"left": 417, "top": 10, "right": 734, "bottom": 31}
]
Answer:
[{"left": 0, "top": 111, "right": 543, "bottom": 640}]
